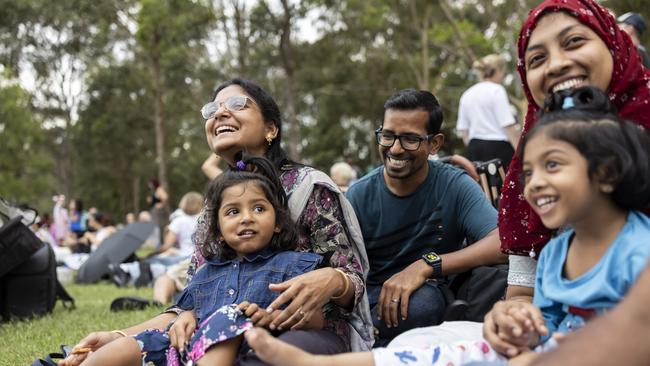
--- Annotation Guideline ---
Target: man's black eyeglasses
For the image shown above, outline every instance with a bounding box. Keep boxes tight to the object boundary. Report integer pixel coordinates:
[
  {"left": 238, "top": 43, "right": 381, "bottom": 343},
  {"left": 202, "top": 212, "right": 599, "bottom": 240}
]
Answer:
[{"left": 375, "top": 128, "right": 433, "bottom": 151}]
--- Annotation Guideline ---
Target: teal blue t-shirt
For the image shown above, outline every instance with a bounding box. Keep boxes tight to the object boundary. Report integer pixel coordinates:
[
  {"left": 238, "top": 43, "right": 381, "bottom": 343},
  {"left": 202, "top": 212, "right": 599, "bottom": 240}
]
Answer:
[{"left": 346, "top": 160, "right": 497, "bottom": 285}]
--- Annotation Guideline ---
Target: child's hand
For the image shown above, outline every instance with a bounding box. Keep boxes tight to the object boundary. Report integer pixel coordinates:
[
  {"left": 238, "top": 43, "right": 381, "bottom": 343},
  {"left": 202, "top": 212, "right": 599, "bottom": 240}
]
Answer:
[
  {"left": 484, "top": 300, "right": 547, "bottom": 357},
  {"left": 239, "top": 301, "right": 276, "bottom": 328},
  {"left": 169, "top": 310, "right": 197, "bottom": 353},
  {"left": 500, "top": 303, "right": 547, "bottom": 350}
]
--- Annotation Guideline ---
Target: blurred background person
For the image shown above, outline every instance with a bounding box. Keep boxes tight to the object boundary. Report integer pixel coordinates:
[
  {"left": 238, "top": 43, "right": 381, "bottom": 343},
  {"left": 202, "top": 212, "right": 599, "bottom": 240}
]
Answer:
[
  {"left": 330, "top": 161, "right": 357, "bottom": 193},
  {"left": 618, "top": 12, "right": 650, "bottom": 68},
  {"left": 456, "top": 54, "right": 519, "bottom": 170},
  {"left": 146, "top": 178, "right": 169, "bottom": 242},
  {"left": 51, "top": 194, "right": 69, "bottom": 245},
  {"left": 68, "top": 198, "right": 87, "bottom": 237},
  {"left": 125, "top": 212, "right": 136, "bottom": 225},
  {"left": 146, "top": 191, "right": 202, "bottom": 264}
]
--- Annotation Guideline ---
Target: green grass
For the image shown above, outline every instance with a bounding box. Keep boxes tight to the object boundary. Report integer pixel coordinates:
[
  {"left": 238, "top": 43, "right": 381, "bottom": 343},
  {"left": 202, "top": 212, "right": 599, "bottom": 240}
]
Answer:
[{"left": 0, "top": 282, "right": 165, "bottom": 366}]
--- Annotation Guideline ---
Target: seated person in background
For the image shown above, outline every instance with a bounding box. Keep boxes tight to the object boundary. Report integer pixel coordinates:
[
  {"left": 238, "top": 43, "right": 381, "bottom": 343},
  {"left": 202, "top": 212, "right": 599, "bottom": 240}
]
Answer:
[
  {"left": 330, "top": 161, "right": 357, "bottom": 193},
  {"left": 146, "top": 191, "right": 203, "bottom": 265},
  {"left": 137, "top": 210, "right": 160, "bottom": 249},
  {"left": 125, "top": 212, "right": 136, "bottom": 225},
  {"left": 346, "top": 88, "right": 506, "bottom": 346},
  {"left": 152, "top": 258, "right": 191, "bottom": 304},
  {"left": 60, "top": 210, "right": 114, "bottom": 253},
  {"left": 110, "top": 194, "right": 202, "bottom": 287}
]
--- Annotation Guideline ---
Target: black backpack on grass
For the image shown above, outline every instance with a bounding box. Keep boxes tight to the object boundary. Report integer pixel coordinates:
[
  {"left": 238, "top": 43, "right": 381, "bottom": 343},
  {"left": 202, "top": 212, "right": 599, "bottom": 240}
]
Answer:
[{"left": 0, "top": 200, "right": 75, "bottom": 320}]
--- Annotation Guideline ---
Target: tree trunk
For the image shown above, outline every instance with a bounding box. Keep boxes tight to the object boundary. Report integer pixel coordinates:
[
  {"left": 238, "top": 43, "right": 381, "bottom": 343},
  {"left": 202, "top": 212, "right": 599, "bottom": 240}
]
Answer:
[
  {"left": 151, "top": 31, "right": 168, "bottom": 192},
  {"left": 132, "top": 175, "right": 141, "bottom": 215},
  {"left": 234, "top": 1, "right": 249, "bottom": 75},
  {"left": 279, "top": 0, "right": 299, "bottom": 159}
]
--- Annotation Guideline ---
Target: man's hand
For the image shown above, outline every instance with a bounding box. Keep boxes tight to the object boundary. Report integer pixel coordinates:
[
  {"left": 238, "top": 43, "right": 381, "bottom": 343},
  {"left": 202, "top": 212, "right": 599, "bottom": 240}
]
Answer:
[
  {"left": 169, "top": 310, "right": 197, "bottom": 353},
  {"left": 483, "top": 300, "right": 547, "bottom": 357},
  {"left": 378, "top": 260, "right": 430, "bottom": 328}
]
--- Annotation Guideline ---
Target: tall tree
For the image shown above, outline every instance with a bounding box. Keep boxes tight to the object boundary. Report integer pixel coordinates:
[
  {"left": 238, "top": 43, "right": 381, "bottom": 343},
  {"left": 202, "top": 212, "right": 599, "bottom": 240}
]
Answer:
[{"left": 135, "top": 0, "right": 214, "bottom": 191}]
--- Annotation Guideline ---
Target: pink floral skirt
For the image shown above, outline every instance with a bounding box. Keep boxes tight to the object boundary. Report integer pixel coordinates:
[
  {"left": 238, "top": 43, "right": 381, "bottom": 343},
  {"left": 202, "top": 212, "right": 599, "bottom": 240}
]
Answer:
[{"left": 134, "top": 304, "right": 253, "bottom": 366}]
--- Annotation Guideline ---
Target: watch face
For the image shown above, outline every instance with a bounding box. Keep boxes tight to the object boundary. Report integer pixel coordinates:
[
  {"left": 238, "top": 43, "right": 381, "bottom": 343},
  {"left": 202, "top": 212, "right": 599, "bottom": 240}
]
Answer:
[{"left": 425, "top": 253, "right": 440, "bottom": 262}]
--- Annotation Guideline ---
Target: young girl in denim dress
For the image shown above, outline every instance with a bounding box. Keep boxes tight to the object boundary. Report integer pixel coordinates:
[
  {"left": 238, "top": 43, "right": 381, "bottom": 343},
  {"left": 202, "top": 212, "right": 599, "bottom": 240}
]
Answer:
[
  {"left": 242, "top": 87, "right": 650, "bottom": 366},
  {"left": 78, "top": 155, "right": 323, "bottom": 366}
]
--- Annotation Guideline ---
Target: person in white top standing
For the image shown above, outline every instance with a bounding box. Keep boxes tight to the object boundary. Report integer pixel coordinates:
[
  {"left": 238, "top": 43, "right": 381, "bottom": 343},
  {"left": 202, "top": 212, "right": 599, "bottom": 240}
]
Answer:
[{"left": 456, "top": 54, "right": 519, "bottom": 170}]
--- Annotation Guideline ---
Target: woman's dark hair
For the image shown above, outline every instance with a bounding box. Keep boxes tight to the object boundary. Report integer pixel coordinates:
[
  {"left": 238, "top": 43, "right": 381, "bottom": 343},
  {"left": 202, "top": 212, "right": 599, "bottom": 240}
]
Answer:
[
  {"left": 519, "top": 86, "right": 650, "bottom": 210},
  {"left": 200, "top": 153, "right": 298, "bottom": 260},
  {"left": 93, "top": 212, "right": 113, "bottom": 227},
  {"left": 212, "top": 78, "right": 293, "bottom": 169}
]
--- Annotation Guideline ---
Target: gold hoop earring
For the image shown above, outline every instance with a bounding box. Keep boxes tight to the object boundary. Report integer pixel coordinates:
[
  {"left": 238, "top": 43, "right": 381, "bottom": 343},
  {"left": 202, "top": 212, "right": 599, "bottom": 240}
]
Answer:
[{"left": 266, "top": 136, "right": 273, "bottom": 146}]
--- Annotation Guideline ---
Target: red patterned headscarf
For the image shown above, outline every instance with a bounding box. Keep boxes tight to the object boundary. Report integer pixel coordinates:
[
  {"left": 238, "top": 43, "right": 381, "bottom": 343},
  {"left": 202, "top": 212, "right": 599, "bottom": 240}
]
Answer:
[{"left": 498, "top": 0, "right": 650, "bottom": 256}]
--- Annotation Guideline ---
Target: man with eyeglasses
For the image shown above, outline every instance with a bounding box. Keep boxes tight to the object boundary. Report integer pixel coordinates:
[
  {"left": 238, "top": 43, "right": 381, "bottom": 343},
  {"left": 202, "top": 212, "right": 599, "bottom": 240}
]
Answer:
[{"left": 346, "top": 88, "right": 506, "bottom": 346}]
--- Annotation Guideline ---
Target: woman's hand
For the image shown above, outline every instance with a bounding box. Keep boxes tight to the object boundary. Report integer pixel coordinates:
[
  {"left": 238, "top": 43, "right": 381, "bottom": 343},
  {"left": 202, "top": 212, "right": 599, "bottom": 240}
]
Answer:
[
  {"left": 59, "top": 331, "right": 122, "bottom": 366},
  {"left": 266, "top": 267, "right": 343, "bottom": 331},
  {"left": 169, "top": 310, "right": 197, "bottom": 353},
  {"left": 483, "top": 300, "right": 547, "bottom": 357}
]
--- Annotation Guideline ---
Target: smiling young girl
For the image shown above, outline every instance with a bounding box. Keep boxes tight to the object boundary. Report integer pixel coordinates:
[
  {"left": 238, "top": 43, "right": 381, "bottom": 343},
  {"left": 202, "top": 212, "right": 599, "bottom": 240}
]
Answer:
[
  {"left": 73, "top": 155, "right": 323, "bottom": 366},
  {"left": 239, "top": 87, "right": 650, "bottom": 366}
]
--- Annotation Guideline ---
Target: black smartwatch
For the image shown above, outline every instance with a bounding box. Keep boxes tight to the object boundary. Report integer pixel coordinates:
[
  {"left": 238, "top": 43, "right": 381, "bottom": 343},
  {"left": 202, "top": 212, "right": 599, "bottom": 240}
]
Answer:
[{"left": 422, "top": 251, "right": 443, "bottom": 278}]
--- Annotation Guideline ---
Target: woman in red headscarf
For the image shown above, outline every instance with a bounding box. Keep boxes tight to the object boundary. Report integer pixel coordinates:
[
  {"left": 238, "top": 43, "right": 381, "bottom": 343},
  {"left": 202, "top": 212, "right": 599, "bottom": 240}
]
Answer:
[{"left": 485, "top": 0, "right": 650, "bottom": 357}]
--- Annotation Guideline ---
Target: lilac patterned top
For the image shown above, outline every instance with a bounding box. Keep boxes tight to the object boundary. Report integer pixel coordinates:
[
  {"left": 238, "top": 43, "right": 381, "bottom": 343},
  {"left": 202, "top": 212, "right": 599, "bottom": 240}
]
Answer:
[{"left": 178, "top": 165, "right": 365, "bottom": 349}]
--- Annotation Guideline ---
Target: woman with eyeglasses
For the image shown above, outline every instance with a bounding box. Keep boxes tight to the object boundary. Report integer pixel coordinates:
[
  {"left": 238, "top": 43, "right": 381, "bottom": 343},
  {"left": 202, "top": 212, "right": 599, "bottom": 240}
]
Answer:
[{"left": 60, "top": 78, "right": 373, "bottom": 366}]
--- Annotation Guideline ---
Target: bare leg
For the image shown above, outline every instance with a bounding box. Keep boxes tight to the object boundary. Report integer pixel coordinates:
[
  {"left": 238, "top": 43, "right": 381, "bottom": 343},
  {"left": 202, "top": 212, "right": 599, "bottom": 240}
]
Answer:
[
  {"left": 196, "top": 335, "right": 241, "bottom": 366},
  {"left": 80, "top": 336, "right": 141, "bottom": 366},
  {"left": 153, "top": 274, "right": 176, "bottom": 304},
  {"left": 244, "top": 327, "right": 375, "bottom": 366}
]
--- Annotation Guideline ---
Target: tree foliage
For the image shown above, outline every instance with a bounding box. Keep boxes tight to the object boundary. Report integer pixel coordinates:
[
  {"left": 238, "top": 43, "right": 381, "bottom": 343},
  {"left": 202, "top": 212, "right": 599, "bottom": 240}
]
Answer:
[{"left": 1, "top": 0, "right": 646, "bottom": 218}]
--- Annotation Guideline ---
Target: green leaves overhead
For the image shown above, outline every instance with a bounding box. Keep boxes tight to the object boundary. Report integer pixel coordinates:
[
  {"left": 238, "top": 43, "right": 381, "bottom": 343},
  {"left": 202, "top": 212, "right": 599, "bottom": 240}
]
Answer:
[{"left": 1, "top": 0, "right": 646, "bottom": 218}]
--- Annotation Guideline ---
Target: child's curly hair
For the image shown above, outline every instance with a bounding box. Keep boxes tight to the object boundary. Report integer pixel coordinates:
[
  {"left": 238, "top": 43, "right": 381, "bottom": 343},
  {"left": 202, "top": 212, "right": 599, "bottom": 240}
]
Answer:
[{"left": 200, "top": 153, "right": 299, "bottom": 260}]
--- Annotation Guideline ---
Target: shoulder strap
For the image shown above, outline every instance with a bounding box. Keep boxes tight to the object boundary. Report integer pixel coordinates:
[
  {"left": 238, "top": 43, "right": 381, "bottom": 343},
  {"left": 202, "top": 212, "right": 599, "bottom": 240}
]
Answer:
[{"left": 56, "top": 280, "right": 75, "bottom": 310}]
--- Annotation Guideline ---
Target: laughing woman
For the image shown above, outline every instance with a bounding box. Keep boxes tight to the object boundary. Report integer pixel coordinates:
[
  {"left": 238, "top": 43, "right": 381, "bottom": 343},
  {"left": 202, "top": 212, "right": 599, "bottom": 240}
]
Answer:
[
  {"left": 60, "top": 79, "right": 373, "bottom": 366},
  {"left": 485, "top": 0, "right": 650, "bottom": 356}
]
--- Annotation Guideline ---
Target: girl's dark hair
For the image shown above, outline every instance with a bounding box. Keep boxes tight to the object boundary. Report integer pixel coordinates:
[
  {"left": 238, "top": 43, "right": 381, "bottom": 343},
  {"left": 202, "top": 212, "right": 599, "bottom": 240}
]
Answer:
[
  {"left": 212, "top": 78, "right": 295, "bottom": 169},
  {"left": 200, "top": 153, "right": 298, "bottom": 260},
  {"left": 519, "top": 86, "right": 650, "bottom": 210}
]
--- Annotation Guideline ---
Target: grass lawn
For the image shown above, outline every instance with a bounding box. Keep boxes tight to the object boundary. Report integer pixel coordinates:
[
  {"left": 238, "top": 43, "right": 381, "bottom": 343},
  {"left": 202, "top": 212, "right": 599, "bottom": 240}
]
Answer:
[{"left": 0, "top": 282, "right": 166, "bottom": 366}]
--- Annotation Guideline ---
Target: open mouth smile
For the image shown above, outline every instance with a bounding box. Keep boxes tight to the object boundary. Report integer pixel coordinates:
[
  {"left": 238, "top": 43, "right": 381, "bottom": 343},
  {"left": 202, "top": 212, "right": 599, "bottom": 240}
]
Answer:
[
  {"left": 534, "top": 196, "right": 558, "bottom": 215},
  {"left": 550, "top": 77, "right": 586, "bottom": 94},
  {"left": 215, "top": 124, "right": 239, "bottom": 136}
]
